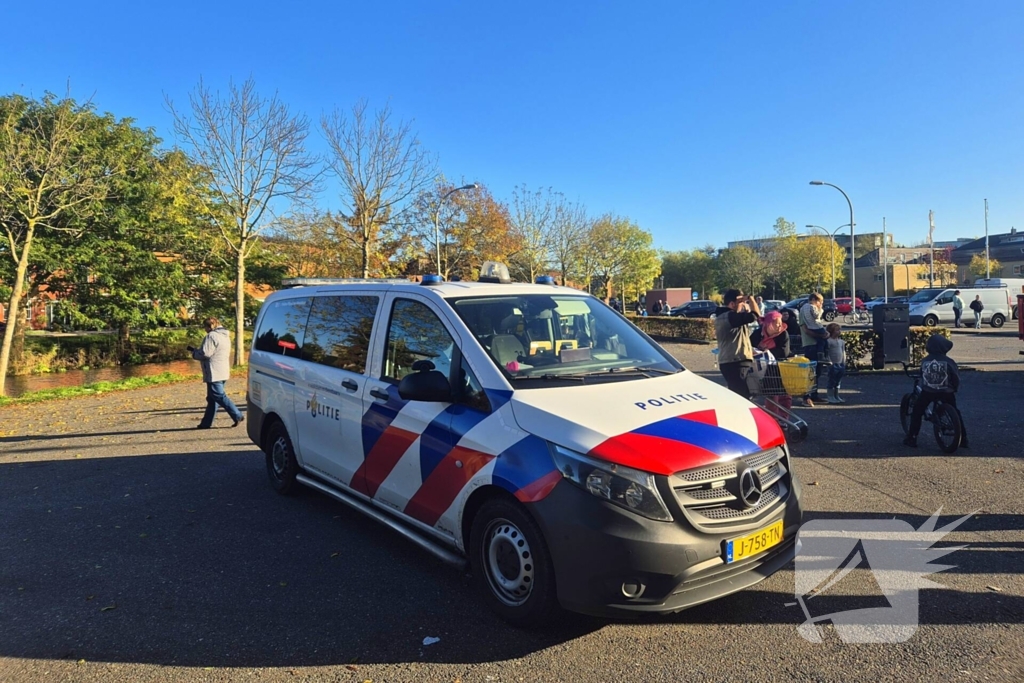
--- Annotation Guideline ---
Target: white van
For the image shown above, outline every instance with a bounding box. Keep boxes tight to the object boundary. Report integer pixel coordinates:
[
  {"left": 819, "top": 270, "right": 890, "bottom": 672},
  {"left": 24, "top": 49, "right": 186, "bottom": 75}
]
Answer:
[
  {"left": 908, "top": 286, "right": 1012, "bottom": 327},
  {"left": 246, "top": 265, "right": 803, "bottom": 624},
  {"left": 973, "top": 278, "right": 1024, "bottom": 318}
]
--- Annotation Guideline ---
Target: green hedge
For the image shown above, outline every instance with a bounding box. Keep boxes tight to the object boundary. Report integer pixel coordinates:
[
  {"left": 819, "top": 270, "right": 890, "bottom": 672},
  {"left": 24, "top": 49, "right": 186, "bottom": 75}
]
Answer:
[
  {"left": 627, "top": 315, "right": 716, "bottom": 342},
  {"left": 840, "top": 326, "right": 951, "bottom": 369}
]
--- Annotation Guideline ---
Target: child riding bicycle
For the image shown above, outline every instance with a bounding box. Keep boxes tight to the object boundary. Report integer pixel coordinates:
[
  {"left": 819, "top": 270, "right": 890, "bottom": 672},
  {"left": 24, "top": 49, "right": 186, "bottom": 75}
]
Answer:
[{"left": 903, "top": 334, "right": 969, "bottom": 448}]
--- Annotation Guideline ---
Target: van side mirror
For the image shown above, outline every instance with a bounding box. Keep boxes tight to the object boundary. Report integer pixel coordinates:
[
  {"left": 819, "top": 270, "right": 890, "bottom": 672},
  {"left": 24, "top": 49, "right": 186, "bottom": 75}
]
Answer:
[{"left": 398, "top": 368, "right": 453, "bottom": 403}]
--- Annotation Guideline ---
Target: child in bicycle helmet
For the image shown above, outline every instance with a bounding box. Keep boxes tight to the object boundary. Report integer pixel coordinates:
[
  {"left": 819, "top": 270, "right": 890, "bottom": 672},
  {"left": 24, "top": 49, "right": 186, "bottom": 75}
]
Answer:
[{"left": 904, "top": 334, "right": 967, "bottom": 448}]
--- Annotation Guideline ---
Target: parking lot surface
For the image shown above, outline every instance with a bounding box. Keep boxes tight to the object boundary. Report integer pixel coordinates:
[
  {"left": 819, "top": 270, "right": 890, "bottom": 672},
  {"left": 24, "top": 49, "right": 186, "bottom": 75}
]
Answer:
[{"left": 1, "top": 335, "right": 1023, "bottom": 682}]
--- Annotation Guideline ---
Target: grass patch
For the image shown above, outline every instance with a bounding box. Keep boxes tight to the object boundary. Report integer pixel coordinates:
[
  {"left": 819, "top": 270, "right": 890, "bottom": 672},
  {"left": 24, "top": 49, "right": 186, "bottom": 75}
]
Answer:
[{"left": 0, "top": 372, "right": 200, "bottom": 407}]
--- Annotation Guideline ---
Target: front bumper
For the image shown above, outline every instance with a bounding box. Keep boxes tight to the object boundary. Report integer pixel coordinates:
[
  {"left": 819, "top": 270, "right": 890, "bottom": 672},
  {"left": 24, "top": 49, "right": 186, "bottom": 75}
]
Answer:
[{"left": 527, "top": 475, "right": 803, "bottom": 618}]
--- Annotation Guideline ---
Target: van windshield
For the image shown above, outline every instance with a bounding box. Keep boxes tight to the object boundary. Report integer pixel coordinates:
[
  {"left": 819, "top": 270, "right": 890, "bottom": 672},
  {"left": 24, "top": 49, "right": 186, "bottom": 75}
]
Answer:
[
  {"left": 449, "top": 294, "right": 682, "bottom": 383},
  {"left": 909, "top": 288, "right": 947, "bottom": 304}
]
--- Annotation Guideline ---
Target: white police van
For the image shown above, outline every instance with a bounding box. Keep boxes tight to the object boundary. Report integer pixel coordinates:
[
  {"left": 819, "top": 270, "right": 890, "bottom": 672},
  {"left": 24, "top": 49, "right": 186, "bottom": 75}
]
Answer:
[{"left": 246, "top": 263, "right": 803, "bottom": 624}]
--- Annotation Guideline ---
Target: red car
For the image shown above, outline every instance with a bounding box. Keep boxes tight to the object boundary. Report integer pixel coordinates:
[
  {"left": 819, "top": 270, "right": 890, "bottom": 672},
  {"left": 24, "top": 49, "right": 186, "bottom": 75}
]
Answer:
[{"left": 833, "top": 297, "right": 866, "bottom": 314}]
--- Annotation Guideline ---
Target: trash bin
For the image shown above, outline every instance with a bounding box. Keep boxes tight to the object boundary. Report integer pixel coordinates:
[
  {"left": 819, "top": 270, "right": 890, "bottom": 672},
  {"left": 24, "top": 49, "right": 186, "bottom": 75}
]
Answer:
[{"left": 871, "top": 303, "right": 910, "bottom": 369}]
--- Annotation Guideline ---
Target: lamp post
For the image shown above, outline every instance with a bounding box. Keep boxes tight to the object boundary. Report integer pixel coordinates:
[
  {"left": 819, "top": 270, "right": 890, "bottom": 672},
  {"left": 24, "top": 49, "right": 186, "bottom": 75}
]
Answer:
[
  {"left": 810, "top": 181, "right": 856, "bottom": 304},
  {"left": 805, "top": 223, "right": 849, "bottom": 302},
  {"left": 434, "top": 183, "right": 479, "bottom": 276}
]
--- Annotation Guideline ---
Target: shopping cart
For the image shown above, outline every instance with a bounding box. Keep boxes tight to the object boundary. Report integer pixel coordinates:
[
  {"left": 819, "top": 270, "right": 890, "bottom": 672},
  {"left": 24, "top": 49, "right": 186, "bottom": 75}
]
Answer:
[{"left": 711, "top": 349, "right": 813, "bottom": 442}]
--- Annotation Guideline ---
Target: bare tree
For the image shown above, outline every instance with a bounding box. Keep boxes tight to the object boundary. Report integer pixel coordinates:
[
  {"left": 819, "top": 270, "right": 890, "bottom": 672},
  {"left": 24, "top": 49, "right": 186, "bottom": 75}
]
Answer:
[
  {"left": 166, "top": 77, "right": 319, "bottom": 364},
  {"left": 0, "top": 93, "right": 110, "bottom": 396},
  {"left": 321, "top": 101, "right": 436, "bottom": 278},
  {"left": 549, "top": 197, "right": 588, "bottom": 286},
  {"left": 508, "top": 185, "right": 558, "bottom": 282}
]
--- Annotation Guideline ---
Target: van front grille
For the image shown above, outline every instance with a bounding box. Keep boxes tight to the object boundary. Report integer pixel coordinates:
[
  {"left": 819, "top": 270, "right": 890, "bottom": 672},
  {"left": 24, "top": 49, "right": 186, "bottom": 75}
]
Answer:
[{"left": 670, "top": 447, "right": 790, "bottom": 531}]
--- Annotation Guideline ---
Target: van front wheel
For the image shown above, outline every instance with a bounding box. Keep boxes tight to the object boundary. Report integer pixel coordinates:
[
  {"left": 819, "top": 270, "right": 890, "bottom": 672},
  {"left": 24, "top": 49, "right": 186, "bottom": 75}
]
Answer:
[
  {"left": 470, "top": 497, "right": 557, "bottom": 626},
  {"left": 265, "top": 421, "right": 300, "bottom": 495},
  {"left": 990, "top": 313, "right": 1005, "bottom": 328},
  {"left": 923, "top": 315, "right": 938, "bottom": 327}
]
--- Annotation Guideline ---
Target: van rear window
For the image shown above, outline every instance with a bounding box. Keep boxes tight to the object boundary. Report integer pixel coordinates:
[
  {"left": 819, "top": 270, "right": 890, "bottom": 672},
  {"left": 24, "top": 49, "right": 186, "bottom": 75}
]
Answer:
[{"left": 253, "top": 298, "right": 311, "bottom": 356}]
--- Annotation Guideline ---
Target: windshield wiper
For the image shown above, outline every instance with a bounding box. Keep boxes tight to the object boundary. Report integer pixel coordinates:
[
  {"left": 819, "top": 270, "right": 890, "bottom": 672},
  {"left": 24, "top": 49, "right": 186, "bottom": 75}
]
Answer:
[
  {"left": 513, "top": 373, "right": 588, "bottom": 382},
  {"left": 605, "top": 366, "right": 681, "bottom": 376}
]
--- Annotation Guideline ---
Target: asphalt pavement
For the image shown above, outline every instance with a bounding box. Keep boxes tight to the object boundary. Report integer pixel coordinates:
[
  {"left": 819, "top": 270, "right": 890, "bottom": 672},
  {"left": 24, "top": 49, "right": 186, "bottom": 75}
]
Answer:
[{"left": 1, "top": 336, "right": 1023, "bottom": 683}]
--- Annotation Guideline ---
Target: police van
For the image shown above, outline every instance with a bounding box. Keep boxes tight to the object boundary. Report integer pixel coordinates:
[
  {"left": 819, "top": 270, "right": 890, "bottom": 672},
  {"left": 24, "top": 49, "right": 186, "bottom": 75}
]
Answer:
[{"left": 245, "top": 263, "right": 803, "bottom": 623}]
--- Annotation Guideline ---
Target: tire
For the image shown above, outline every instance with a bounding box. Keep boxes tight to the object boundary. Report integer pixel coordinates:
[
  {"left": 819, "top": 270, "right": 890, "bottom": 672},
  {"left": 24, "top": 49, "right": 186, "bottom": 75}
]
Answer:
[
  {"left": 923, "top": 315, "right": 938, "bottom": 327},
  {"left": 264, "top": 420, "right": 300, "bottom": 495},
  {"left": 990, "top": 313, "right": 1005, "bottom": 328},
  {"left": 932, "top": 403, "right": 962, "bottom": 453},
  {"left": 899, "top": 392, "right": 916, "bottom": 435},
  {"left": 822, "top": 311, "right": 836, "bottom": 322},
  {"left": 469, "top": 497, "right": 557, "bottom": 626},
  {"left": 789, "top": 424, "right": 808, "bottom": 443},
  {"left": 843, "top": 313, "right": 855, "bottom": 325}
]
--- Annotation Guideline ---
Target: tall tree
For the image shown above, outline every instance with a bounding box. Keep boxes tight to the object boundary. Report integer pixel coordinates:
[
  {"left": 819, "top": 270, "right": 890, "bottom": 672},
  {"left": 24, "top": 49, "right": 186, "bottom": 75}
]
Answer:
[
  {"left": 321, "top": 101, "right": 435, "bottom": 278},
  {"left": 548, "top": 198, "right": 588, "bottom": 286},
  {"left": 661, "top": 248, "right": 716, "bottom": 296},
  {"left": 508, "top": 185, "right": 558, "bottom": 282},
  {"left": 0, "top": 93, "right": 113, "bottom": 394},
  {"left": 167, "top": 77, "right": 319, "bottom": 364},
  {"left": 585, "top": 214, "right": 660, "bottom": 302},
  {"left": 412, "top": 180, "right": 513, "bottom": 281},
  {"left": 969, "top": 253, "right": 1001, "bottom": 279},
  {"left": 716, "top": 245, "right": 769, "bottom": 295}
]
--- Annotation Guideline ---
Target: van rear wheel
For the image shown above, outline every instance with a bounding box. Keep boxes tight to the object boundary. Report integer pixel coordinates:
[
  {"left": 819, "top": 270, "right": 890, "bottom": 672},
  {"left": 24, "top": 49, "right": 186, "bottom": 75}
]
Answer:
[
  {"left": 990, "top": 313, "right": 1005, "bottom": 328},
  {"left": 470, "top": 497, "right": 557, "bottom": 626}
]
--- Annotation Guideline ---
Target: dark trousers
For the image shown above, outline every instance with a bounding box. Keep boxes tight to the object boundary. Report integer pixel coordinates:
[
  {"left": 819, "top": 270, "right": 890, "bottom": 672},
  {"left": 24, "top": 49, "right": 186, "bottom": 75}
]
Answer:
[
  {"left": 953, "top": 308, "right": 962, "bottom": 328},
  {"left": 200, "top": 380, "right": 243, "bottom": 427},
  {"left": 909, "top": 390, "right": 967, "bottom": 440},
  {"left": 720, "top": 360, "right": 754, "bottom": 399}
]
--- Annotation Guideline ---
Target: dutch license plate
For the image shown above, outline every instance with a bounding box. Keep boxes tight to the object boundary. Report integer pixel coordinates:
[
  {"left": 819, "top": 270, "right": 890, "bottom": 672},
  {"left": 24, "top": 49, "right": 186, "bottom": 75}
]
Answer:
[{"left": 724, "top": 520, "right": 783, "bottom": 564}]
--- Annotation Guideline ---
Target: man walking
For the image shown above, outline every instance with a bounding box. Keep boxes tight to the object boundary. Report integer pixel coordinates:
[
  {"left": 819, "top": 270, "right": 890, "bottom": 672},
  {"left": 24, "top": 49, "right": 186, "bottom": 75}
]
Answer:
[
  {"left": 188, "top": 317, "right": 244, "bottom": 429},
  {"left": 969, "top": 295, "right": 984, "bottom": 331},
  {"left": 952, "top": 290, "right": 964, "bottom": 328},
  {"left": 714, "top": 289, "right": 761, "bottom": 398}
]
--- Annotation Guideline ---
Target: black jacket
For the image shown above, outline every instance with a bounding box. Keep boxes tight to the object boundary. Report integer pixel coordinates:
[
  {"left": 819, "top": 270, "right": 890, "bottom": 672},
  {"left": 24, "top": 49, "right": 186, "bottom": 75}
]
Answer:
[
  {"left": 969, "top": 299, "right": 984, "bottom": 312},
  {"left": 920, "top": 334, "right": 960, "bottom": 394},
  {"left": 750, "top": 327, "right": 791, "bottom": 361}
]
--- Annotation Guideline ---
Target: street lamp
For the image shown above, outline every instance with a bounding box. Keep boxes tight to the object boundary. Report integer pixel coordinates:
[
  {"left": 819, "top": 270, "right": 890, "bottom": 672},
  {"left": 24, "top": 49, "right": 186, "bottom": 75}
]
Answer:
[
  {"left": 810, "top": 181, "right": 856, "bottom": 304},
  {"left": 805, "top": 223, "right": 850, "bottom": 302},
  {"left": 434, "top": 183, "right": 479, "bottom": 276}
]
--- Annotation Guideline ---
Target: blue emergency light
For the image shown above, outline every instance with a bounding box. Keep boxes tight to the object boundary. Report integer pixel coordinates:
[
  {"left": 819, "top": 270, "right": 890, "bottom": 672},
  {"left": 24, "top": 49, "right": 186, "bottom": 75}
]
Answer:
[
  {"left": 535, "top": 275, "right": 555, "bottom": 285},
  {"left": 421, "top": 274, "right": 444, "bottom": 285}
]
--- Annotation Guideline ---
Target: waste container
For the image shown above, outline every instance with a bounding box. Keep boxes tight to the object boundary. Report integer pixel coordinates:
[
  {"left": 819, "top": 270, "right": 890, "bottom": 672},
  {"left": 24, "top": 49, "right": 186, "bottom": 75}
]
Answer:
[{"left": 871, "top": 303, "right": 910, "bottom": 369}]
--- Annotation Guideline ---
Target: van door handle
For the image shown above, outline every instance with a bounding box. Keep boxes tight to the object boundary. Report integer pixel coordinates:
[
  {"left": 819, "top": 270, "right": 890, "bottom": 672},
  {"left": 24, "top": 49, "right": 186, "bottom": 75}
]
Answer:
[
  {"left": 342, "top": 379, "right": 358, "bottom": 391},
  {"left": 370, "top": 387, "right": 391, "bottom": 401}
]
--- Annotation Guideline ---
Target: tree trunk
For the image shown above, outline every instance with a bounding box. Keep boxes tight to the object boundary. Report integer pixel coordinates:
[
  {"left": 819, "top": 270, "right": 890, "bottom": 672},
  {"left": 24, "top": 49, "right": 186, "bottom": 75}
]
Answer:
[
  {"left": 118, "top": 323, "right": 132, "bottom": 364},
  {"left": 0, "top": 225, "right": 34, "bottom": 396},
  {"left": 362, "top": 224, "right": 371, "bottom": 278},
  {"left": 235, "top": 249, "right": 246, "bottom": 367}
]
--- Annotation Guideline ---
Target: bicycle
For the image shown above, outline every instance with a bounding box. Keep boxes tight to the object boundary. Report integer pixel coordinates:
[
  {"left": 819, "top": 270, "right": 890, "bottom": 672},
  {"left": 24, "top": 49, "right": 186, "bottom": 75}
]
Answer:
[
  {"left": 843, "top": 308, "right": 870, "bottom": 325},
  {"left": 898, "top": 361, "right": 962, "bottom": 453}
]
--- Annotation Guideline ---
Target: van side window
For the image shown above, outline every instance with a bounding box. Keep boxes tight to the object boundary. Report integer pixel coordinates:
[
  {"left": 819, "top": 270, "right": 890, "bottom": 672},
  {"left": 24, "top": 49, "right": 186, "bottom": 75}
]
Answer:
[
  {"left": 383, "top": 299, "right": 455, "bottom": 383},
  {"left": 254, "top": 298, "right": 310, "bottom": 356},
  {"left": 302, "top": 295, "right": 379, "bottom": 373},
  {"left": 456, "top": 356, "right": 491, "bottom": 413}
]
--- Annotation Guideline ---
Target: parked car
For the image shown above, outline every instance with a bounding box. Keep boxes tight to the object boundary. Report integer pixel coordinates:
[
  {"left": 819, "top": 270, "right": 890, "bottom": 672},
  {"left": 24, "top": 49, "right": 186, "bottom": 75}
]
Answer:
[
  {"left": 761, "top": 299, "right": 786, "bottom": 313},
  {"left": 246, "top": 266, "right": 803, "bottom": 624},
  {"left": 833, "top": 297, "right": 866, "bottom": 315},
  {"left": 864, "top": 296, "right": 909, "bottom": 311},
  {"left": 821, "top": 299, "right": 838, "bottom": 322},
  {"left": 670, "top": 300, "right": 717, "bottom": 318}
]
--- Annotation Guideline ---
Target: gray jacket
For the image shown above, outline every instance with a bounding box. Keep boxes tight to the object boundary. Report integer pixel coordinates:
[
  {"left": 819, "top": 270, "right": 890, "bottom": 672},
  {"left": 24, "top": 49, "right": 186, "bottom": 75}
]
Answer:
[
  {"left": 714, "top": 306, "right": 756, "bottom": 364},
  {"left": 192, "top": 327, "right": 232, "bottom": 383}
]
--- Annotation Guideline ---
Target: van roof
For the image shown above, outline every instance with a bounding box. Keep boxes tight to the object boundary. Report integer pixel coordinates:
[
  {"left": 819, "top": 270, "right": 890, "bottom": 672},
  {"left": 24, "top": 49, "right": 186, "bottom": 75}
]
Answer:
[{"left": 267, "top": 279, "right": 589, "bottom": 301}]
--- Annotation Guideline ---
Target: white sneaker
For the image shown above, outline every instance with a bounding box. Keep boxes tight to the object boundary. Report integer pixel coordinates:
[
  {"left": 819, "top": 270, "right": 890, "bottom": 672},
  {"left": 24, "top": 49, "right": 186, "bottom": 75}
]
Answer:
[{"left": 826, "top": 396, "right": 840, "bottom": 404}]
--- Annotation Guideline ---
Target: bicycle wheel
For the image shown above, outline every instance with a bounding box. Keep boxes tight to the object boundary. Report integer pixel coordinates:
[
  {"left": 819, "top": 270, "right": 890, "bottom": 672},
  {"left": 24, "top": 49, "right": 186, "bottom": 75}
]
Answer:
[
  {"left": 899, "top": 392, "right": 916, "bottom": 435},
  {"left": 844, "top": 313, "right": 855, "bottom": 325},
  {"left": 932, "top": 402, "right": 962, "bottom": 453}
]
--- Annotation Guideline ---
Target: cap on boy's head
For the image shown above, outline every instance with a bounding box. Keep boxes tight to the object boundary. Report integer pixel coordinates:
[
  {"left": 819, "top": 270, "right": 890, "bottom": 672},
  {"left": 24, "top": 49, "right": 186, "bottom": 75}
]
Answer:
[{"left": 724, "top": 289, "right": 743, "bottom": 305}]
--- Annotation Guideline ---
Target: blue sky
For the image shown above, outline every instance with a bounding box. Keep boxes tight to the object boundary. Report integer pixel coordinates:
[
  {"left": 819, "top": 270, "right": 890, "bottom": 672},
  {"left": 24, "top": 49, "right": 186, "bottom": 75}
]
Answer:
[{"left": 2, "top": 0, "right": 1022, "bottom": 251}]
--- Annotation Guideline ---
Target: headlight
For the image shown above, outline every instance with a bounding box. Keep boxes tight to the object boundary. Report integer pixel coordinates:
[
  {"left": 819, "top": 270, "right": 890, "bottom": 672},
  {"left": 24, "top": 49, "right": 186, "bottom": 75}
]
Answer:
[{"left": 549, "top": 444, "right": 673, "bottom": 522}]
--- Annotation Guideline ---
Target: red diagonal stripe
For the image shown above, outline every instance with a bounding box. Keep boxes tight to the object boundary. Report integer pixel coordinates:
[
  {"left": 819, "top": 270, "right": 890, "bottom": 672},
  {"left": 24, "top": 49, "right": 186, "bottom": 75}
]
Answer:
[
  {"left": 514, "top": 470, "right": 563, "bottom": 503},
  {"left": 403, "top": 446, "right": 494, "bottom": 526},
  {"left": 588, "top": 432, "right": 721, "bottom": 475},
  {"left": 353, "top": 426, "right": 419, "bottom": 497},
  {"left": 750, "top": 406, "right": 786, "bottom": 449},
  {"left": 678, "top": 409, "right": 718, "bottom": 426}
]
